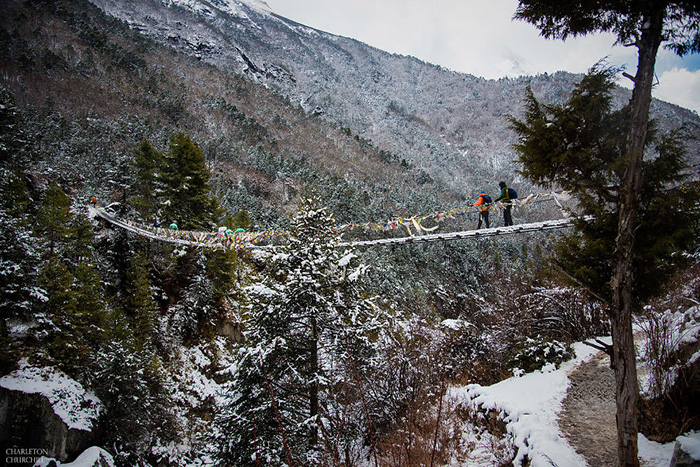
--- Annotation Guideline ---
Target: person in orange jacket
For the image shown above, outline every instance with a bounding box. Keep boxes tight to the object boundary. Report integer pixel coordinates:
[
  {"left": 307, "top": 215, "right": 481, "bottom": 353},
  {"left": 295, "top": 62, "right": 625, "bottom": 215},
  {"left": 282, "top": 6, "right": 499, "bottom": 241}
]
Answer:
[
  {"left": 91, "top": 196, "right": 97, "bottom": 207},
  {"left": 473, "top": 191, "right": 491, "bottom": 229}
]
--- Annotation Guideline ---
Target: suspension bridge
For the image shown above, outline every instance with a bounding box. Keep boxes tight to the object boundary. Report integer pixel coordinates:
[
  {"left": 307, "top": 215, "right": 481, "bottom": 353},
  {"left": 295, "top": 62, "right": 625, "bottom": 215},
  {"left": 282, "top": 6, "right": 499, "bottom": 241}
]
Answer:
[{"left": 88, "top": 190, "right": 578, "bottom": 250}]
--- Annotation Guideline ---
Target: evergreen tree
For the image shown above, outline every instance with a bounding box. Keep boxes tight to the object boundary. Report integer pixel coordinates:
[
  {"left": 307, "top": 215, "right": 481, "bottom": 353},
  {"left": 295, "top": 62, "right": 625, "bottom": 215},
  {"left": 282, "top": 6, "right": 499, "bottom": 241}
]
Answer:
[
  {"left": 132, "top": 138, "right": 165, "bottom": 221},
  {"left": 513, "top": 3, "right": 700, "bottom": 464},
  {"left": 56, "top": 261, "right": 107, "bottom": 380},
  {"left": 33, "top": 184, "right": 108, "bottom": 378},
  {"left": 216, "top": 193, "right": 382, "bottom": 466},
  {"left": 0, "top": 169, "right": 41, "bottom": 322},
  {"left": 231, "top": 209, "right": 253, "bottom": 231},
  {"left": 65, "top": 212, "right": 98, "bottom": 266},
  {"left": 35, "top": 182, "right": 74, "bottom": 258},
  {"left": 123, "top": 251, "right": 159, "bottom": 346},
  {"left": 510, "top": 65, "right": 700, "bottom": 465},
  {"left": 38, "top": 255, "right": 74, "bottom": 349},
  {"left": 161, "top": 132, "right": 216, "bottom": 230},
  {"left": 0, "top": 125, "right": 39, "bottom": 378},
  {"left": 207, "top": 248, "right": 239, "bottom": 306},
  {"left": 0, "top": 86, "right": 29, "bottom": 169},
  {"left": 169, "top": 252, "right": 217, "bottom": 343},
  {"left": 95, "top": 307, "right": 177, "bottom": 463}
]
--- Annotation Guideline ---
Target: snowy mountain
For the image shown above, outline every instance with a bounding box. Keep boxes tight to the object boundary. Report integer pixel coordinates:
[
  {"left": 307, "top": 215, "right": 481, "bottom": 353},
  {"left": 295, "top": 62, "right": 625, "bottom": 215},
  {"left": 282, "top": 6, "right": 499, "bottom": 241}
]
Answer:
[
  {"left": 2, "top": 1, "right": 700, "bottom": 465},
  {"left": 87, "top": 0, "right": 700, "bottom": 193}
]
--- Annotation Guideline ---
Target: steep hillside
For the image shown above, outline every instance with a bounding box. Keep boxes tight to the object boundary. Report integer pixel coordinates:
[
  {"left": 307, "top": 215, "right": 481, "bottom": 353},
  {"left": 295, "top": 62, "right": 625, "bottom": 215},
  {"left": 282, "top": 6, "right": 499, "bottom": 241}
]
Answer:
[
  {"left": 0, "top": 0, "right": 504, "bottom": 320},
  {"left": 2, "top": 2, "right": 699, "bottom": 464},
  {"left": 89, "top": 0, "right": 700, "bottom": 191}
]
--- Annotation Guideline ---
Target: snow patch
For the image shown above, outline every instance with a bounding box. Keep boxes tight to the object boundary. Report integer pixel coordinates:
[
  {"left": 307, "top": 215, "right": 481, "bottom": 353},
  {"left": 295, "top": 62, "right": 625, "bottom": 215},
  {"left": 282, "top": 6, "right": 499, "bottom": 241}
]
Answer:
[
  {"left": 338, "top": 252, "right": 355, "bottom": 267},
  {"left": 0, "top": 359, "right": 103, "bottom": 431},
  {"left": 677, "top": 431, "right": 700, "bottom": 460},
  {"left": 165, "top": 0, "right": 271, "bottom": 21},
  {"left": 34, "top": 446, "right": 115, "bottom": 467},
  {"left": 440, "top": 318, "right": 469, "bottom": 331},
  {"left": 638, "top": 434, "right": 675, "bottom": 466},
  {"left": 450, "top": 341, "right": 601, "bottom": 466}
]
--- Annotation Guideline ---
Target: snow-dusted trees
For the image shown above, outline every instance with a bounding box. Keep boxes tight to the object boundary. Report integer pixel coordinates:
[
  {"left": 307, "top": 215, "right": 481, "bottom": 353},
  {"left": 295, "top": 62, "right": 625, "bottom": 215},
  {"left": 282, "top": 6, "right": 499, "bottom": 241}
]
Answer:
[
  {"left": 161, "top": 132, "right": 217, "bottom": 230},
  {"left": 132, "top": 139, "right": 165, "bottom": 221},
  {"left": 0, "top": 169, "right": 38, "bottom": 373},
  {"left": 216, "top": 193, "right": 384, "bottom": 466},
  {"left": 131, "top": 132, "right": 217, "bottom": 229},
  {"left": 33, "top": 184, "right": 108, "bottom": 379},
  {"left": 510, "top": 64, "right": 700, "bottom": 466}
]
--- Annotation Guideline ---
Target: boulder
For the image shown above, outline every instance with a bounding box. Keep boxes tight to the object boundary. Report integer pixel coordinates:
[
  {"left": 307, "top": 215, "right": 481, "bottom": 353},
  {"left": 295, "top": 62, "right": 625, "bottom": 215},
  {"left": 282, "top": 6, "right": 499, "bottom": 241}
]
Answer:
[
  {"left": 670, "top": 437, "right": 700, "bottom": 467},
  {"left": 0, "top": 362, "right": 103, "bottom": 462},
  {"left": 0, "top": 387, "right": 97, "bottom": 462}
]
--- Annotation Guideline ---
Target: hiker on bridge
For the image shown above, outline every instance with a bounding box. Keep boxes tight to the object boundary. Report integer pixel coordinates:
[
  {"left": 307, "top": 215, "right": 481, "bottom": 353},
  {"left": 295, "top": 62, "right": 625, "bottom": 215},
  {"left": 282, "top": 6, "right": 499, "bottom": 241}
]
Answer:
[
  {"left": 494, "top": 181, "right": 515, "bottom": 226},
  {"left": 473, "top": 191, "right": 491, "bottom": 229}
]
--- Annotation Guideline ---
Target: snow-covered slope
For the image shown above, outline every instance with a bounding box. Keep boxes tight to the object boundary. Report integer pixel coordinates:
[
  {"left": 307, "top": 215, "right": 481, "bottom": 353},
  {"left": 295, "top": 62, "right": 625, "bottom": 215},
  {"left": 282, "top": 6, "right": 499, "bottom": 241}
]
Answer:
[
  {"left": 450, "top": 339, "right": 698, "bottom": 467},
  {"left": 87, "top": 0, "right": 700, "bottom": 194},
  {"left": 0, "top": 359, "right": 103, "bottom": 431}
]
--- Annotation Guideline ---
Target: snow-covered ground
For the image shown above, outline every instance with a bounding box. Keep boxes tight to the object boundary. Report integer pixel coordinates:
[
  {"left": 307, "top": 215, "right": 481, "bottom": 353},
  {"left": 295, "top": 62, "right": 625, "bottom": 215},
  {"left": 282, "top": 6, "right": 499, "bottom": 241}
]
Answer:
[
  {"left": 34, "top": 447, "right": 115, "bottom": 467},
  {"left": 3, "top": 329, "right": 699, "bottom": 466},
  {"left": 0, "top": 358, "right": 103, "bottom": 431},
  {"left": 449, "top": 337, "right": 699, "bottom": 467}
]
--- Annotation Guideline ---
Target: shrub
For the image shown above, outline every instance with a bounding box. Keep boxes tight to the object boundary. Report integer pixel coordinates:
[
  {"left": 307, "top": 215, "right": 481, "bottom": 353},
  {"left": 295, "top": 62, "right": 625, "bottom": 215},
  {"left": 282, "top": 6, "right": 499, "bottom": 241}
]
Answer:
[{"left": 506, "top": 338, "right": 574, "bottom": 374}]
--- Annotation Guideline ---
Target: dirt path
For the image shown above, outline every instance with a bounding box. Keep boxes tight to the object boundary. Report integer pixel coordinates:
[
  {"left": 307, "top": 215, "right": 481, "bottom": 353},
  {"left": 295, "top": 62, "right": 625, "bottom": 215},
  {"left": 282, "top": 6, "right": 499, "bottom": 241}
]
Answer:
[{"left": 558, "top": 350, "right": 619, "bottom": 466}]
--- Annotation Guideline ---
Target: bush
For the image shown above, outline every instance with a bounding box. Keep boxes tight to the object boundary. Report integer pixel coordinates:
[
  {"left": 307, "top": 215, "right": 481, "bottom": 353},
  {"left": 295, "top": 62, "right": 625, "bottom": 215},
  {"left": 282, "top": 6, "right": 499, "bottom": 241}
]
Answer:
[{"left": 506, "top": 338, "right": 574, "bottom": 374}]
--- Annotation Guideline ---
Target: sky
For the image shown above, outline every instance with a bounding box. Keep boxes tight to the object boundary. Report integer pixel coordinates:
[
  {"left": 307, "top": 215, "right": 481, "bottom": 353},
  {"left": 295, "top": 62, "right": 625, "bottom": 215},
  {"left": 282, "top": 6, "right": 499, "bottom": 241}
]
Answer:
[{"left": 263, "top": 0, "right": 700, "bottom": 114}]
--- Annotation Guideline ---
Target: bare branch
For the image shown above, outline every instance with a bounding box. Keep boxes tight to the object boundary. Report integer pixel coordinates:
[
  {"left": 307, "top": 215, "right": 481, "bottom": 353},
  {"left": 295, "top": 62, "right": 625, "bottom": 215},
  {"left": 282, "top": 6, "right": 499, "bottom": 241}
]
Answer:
[{"left": 550, "top": 258, "right": 611, "bottom": 306}]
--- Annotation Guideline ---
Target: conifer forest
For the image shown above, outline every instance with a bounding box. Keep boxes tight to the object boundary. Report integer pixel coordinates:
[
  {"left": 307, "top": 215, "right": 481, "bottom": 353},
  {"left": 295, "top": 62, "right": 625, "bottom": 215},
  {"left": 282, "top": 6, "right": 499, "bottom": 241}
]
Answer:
[{"left": 1, "top": 1, "right": 700, "bottom": 466}]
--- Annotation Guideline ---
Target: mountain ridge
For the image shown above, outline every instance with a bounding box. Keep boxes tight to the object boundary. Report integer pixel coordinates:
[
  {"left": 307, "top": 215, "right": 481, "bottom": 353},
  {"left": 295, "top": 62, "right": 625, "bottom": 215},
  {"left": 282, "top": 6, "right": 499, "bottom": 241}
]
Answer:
[{"left": 86, "top": 0, "right": 700, "bottom": 194}]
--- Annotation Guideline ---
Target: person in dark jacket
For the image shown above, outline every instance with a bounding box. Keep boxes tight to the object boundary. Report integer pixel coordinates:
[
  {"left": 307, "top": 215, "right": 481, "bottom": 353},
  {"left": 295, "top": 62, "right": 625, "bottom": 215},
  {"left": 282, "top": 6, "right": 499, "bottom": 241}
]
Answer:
[
  {"left": 473, "top": 191, "right": 491, "bottom": 229},
  {"left": 494, "top": 181, "right": 513, "bottom": 226}
]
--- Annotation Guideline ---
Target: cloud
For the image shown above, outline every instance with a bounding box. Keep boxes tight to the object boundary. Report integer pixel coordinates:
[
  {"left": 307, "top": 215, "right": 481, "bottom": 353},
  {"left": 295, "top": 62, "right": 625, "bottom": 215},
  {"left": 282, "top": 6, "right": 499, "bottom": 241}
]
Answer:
[{"left": 653, "top": 67, "right": 700, "bottom": 115}]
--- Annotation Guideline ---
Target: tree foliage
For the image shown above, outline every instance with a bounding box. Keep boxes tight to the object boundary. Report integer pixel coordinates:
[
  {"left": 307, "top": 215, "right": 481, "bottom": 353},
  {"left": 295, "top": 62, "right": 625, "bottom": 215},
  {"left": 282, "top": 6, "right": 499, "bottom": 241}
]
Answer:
[
  {"left": 514, "top": 0, "right": 700, "bottom": 56},
  {"left": 510, "top": 62, "right": 700, "bottom": 466},
  {"left": 161, "top": 132, "right": 216, "bottom": 230},
  {"left": 511, "top": 66, "right": 700, "bottom": 303},
  {"left": 216, "top": 193, "right": 383, "bottom": 466}
]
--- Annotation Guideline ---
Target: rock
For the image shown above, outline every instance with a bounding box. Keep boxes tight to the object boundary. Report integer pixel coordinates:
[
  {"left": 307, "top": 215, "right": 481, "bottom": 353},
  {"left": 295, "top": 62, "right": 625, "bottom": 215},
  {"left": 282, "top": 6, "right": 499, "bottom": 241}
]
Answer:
[
  {"left": 34, "top": 446, "right": 115, "bottom": 467},
  {"left": 0, "top": 362, "right": 103, "bottom": 463},
  {"left": 670, "top": 438, "right": 700, "bottom": 467},
  {"left": 0, "top": 387, "right": 97, "bottom": 462}
]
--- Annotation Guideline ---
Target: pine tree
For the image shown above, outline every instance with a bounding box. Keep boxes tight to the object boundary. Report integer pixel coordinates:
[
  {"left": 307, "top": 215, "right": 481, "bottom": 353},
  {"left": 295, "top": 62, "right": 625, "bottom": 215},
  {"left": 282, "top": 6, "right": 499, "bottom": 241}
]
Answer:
[
  {"left": 123, "top": 251, "right": 159, "bottom": 346},
  {"left": 38, "top": 254, "right": 75, "bottom": 352},
  {"left": 0, "top": 85, "right": 29, "bottom": 169},
  {"left": 510, "top": 64, "right": 700, "bottom": 466},
  {"left": 95, "top": 307, "right": 177, "bottom": 461},
  {"left": 231, "top": 209, "right": 253, "bottom": 230},
  {"left": 33, "top": 183, "right": 108, "bottom": 378},
  {"left": 58, "top": 261, "right": 107, "bottom": 379},
  {"left": 216, "top": 193, "right": 382, "bottom": 466},
  {"left": 35, "top": 182, "right": 74, "bottom": 258},
  {"left": 170, "top": 251, "right": 217, "bottom": 343},
  {"left": 161, "top": 132, "right": 216, "bottom": 230},
  {"left": 0, "top": 169, "right": 41, "bottom": 321},
  {"left": 132, "top": 138, "right": 165, "bottom": 221},
  {"left": 0, "top": 169, "right": 37, "bottom": 376},
  {"left": 513, "top": 3, "right": 700, "bottom": 465}
]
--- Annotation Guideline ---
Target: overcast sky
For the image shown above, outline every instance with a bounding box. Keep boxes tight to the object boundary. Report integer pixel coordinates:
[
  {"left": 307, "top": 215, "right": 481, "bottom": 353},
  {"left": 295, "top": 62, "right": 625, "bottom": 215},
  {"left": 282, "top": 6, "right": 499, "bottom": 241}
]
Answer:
[{"left": 263, "top": 0, "right": 700, "bottom": 114}]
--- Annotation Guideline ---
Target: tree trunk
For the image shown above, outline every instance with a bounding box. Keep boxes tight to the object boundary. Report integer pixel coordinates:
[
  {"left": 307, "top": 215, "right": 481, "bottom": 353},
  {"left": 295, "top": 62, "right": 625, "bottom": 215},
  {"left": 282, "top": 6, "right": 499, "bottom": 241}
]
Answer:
[
  {"left": 310, "top": 316, "right": 319, "bottom": 449},
  {"left": 612, "top": 8, "right": 665, "bottom": 467}
]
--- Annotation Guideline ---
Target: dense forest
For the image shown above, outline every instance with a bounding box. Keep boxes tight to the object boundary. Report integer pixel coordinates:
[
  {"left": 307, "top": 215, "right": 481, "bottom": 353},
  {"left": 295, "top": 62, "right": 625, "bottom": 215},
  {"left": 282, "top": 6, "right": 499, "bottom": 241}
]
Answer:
[{"left": 1, "top": 0, "right": 699, "bottom": 466}]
